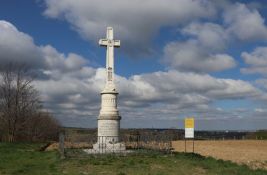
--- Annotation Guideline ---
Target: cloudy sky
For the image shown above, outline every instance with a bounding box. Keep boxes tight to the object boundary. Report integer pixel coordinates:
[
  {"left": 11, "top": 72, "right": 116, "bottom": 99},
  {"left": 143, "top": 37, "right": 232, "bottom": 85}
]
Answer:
[{"left": 1, "top": 0, "right": 267, "bottom": 130}]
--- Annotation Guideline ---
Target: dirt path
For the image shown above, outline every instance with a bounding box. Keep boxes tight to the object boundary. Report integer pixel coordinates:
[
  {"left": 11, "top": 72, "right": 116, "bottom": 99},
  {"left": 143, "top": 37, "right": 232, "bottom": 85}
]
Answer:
[{"left": 172, "top": 140, "right": 267, "bottom": 170}]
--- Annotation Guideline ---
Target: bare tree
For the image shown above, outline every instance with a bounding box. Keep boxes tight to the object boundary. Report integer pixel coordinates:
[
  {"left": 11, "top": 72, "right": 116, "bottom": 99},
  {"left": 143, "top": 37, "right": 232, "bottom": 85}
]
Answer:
[
  {"left": 24, "top": 112, "right": 59, "bottom": 142},
  {"left": 0, "top": 63, "right": 59, "bottom": 142}
]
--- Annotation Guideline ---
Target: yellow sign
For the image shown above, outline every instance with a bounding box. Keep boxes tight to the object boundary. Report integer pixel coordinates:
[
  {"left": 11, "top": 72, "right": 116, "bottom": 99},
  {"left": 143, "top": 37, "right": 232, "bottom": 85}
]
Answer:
[{"left": 185, "top": 118, "right": 194, "bottom": 128}]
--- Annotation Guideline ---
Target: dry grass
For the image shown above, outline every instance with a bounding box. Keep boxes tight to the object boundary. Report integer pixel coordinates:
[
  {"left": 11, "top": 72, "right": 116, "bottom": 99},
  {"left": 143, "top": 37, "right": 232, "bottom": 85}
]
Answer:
[{"left": 172, "top": 140, "right": 267, "bottom": 170}]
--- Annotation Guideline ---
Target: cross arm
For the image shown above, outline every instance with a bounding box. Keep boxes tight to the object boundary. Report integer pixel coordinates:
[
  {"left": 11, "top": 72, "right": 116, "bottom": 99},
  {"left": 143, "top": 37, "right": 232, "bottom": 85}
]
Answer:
[
  {"left": 99, "top": 39, "right": 108, "bottom": 46},
  {"left": 99, "top": 39, "right": 120, "bottom": 47},
  {"left": 114, "top": 40, "right": 120, "bottom": 48}
]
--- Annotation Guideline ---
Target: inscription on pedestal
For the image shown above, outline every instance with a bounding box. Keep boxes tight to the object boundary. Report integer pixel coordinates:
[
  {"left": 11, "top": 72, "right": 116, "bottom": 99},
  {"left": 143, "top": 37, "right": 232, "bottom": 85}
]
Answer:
[{"left": 98, "top": 120, "right": 119, "bottom": 137}]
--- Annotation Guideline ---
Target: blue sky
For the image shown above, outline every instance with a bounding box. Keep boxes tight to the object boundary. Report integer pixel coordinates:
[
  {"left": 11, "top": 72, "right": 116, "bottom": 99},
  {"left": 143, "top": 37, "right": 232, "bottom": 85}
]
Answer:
[{"left": 0, "top": 0, "right": 267, "bottom": 130}]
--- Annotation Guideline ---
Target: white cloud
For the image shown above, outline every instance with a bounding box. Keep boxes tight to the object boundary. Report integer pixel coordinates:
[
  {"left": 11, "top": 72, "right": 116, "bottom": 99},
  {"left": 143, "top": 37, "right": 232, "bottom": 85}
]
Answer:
[
  {"left": 41, "top": 0, "right": 267, "bottom": 76},
  {"left": 130, "top": 70, "right": 259, "bottom": 100},
  {"left": 206, "top": 79, "right": 259, "bottom": 99},
  {"left": 161, "top": 2, "right": 267, "bottom": 73},
  {"left": 181, "top": 22, "right": 229, "bottom": 51},
  {"left": 256, "top": 79, "right": 267, "bottom": 90},
  {"left": 34, "top": 67, "right": 261, "bottom": 127},
  {"left": 40, "top": 45, "right": 88, "bottom": 72},
  {"left": 241, "top": 47, "right": 267, "bottom": 75},
  {"left": 242, "top": 47, "right": 267, "bottom": 66},
  {"left": 254, "top": 108, "right": 266, "bottom": 113},
  {"left": 0, "top": 20, "right": 44, "bottom": 68},
  {"left": 162, "top": 40, "right": 236, "bottom": 72},
  {"left": 42, "top": 0, "right": 216, "bottom": 55},
  {"left": 0, "top": 20, "right": 90, "bottom": 81},
  {"left": 223, "top": 3, "right": 267, "bottom": 41},
  {"left": 1, "top": 18, "right": 266, "bottom": 129}
]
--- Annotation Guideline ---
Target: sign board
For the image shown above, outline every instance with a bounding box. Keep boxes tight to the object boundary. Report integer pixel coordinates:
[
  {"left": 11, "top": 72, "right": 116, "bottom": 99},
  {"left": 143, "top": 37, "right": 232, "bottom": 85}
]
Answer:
[
  {"left": 185, "top": 118, "right": 194, "bottom": 128},
  {"left": 185, "top": 118, "right": 194, "bottom": 138}
]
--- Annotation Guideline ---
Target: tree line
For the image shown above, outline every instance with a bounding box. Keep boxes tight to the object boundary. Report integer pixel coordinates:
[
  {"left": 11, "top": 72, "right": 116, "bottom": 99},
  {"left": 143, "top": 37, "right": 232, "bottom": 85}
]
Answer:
[{"left": 0, "top": 64, "right": 59, "bottom": 142}]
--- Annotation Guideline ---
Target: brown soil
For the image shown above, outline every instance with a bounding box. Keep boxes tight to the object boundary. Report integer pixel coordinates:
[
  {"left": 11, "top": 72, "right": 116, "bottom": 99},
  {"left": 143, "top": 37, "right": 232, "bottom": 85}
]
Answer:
[
  {"left": 45, "top": 142, "right": 92, "bottom": 151},
  {"left": 172, "top": 140, "right": 267, "bottom": 170}
]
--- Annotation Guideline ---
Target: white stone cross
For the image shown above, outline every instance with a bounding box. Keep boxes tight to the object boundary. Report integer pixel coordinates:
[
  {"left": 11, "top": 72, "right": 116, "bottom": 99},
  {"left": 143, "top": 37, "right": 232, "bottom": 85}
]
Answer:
[{"left": 99, "top": 27, "right": 120, "bottom": 84}]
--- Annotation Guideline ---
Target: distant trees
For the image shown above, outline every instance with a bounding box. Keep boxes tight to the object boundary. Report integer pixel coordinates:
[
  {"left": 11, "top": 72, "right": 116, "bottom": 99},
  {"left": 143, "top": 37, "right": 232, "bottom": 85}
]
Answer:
[{"left": 0, "top": 64, "right": 59, "bottom": 142}]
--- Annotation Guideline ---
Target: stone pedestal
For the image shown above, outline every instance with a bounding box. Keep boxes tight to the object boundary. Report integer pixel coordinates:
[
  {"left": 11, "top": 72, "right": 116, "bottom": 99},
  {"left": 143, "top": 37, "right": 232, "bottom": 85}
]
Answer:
[{"left": 92, "top": 90, "right": 126, "bottom": 153}]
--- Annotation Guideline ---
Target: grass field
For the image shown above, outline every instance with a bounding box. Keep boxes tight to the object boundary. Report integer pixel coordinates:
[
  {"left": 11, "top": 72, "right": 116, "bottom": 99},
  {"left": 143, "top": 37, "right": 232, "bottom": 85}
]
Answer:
[
  {"left": 172, "top": 140, "right": 267, "bottom": 170},
  {"left": 0, "top": 143, "right": 267, "bottom": 175}
]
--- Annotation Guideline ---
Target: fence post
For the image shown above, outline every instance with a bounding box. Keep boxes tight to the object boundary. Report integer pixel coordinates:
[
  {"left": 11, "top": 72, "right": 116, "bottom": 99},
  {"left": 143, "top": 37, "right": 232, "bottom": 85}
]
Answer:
[
  {"left": 185, "top": 139, "right": 186, "bottom": 153},
  {"left": 193, "top": 132, "right": 196, "bottom": 153},
  {"left": 59, "top": 129, "right": 65, "bottom": 159}
]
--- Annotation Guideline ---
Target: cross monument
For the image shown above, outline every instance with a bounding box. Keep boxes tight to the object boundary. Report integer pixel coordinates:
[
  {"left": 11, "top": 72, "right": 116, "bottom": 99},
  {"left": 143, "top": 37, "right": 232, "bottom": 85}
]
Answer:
[{"left": 92, "top": 27, "right": 126, "bottom": 153}]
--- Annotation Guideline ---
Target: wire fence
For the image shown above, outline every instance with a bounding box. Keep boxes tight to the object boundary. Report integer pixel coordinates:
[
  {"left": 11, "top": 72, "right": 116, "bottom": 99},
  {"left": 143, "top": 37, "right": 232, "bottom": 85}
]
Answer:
[
  {"left": 56, "top": 128, "right": 267, "bottom": 158},
  {"left": 58, "top": 129, "right": 174, "bottom": 158}
]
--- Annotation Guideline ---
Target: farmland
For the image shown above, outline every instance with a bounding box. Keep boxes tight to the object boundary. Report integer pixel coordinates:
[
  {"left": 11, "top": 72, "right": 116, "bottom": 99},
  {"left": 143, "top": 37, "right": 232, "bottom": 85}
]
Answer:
[{"left": 172, "top": 140, "right": 267, "bottom": 170}]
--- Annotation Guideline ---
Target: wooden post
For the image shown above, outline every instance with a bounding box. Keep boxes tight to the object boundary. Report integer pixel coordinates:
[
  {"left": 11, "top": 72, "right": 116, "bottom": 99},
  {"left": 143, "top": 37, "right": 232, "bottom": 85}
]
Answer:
[
  {"left": 193, "top": 138, "right": 195, "bottom": 153},
  {"left": 59, "top": 129, "right": 65, "bottom": 159},
  {"left": 185, "top": 139, "right": 186, "bottom": 153}
]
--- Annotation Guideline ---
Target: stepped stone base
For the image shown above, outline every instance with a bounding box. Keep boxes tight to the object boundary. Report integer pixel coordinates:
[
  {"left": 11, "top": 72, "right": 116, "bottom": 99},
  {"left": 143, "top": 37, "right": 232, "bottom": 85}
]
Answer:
[{"left": 84, "top": 142, "right": 128, "bottom": 154}]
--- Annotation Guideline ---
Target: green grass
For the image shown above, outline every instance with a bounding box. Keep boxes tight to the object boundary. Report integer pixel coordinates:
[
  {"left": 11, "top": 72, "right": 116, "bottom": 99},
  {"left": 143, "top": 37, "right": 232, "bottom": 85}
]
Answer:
[
  {"left": 0, "top": 143, "right": 60, "bottom": 175},
  {"left": 0, "top": 143, "right": 266, "bottom": 175}
]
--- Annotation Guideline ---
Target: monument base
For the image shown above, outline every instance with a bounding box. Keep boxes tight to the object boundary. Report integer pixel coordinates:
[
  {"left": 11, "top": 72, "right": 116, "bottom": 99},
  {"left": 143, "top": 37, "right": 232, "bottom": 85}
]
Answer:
[{"left": 84, "top": 142, "right": 127, "bottom": 154}]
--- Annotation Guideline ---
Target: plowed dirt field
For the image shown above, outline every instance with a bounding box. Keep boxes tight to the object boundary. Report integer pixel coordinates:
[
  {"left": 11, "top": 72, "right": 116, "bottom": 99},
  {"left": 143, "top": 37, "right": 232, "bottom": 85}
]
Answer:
[{"left": 172, "top": 140, "right": 267, "bottom": 170}]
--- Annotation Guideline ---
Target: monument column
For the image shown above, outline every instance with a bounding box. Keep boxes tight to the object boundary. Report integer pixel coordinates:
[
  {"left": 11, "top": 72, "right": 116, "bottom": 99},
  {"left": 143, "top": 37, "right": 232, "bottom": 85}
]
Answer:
[{"left": 93, "top": 27, "right": 125, "bottom": 152}]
